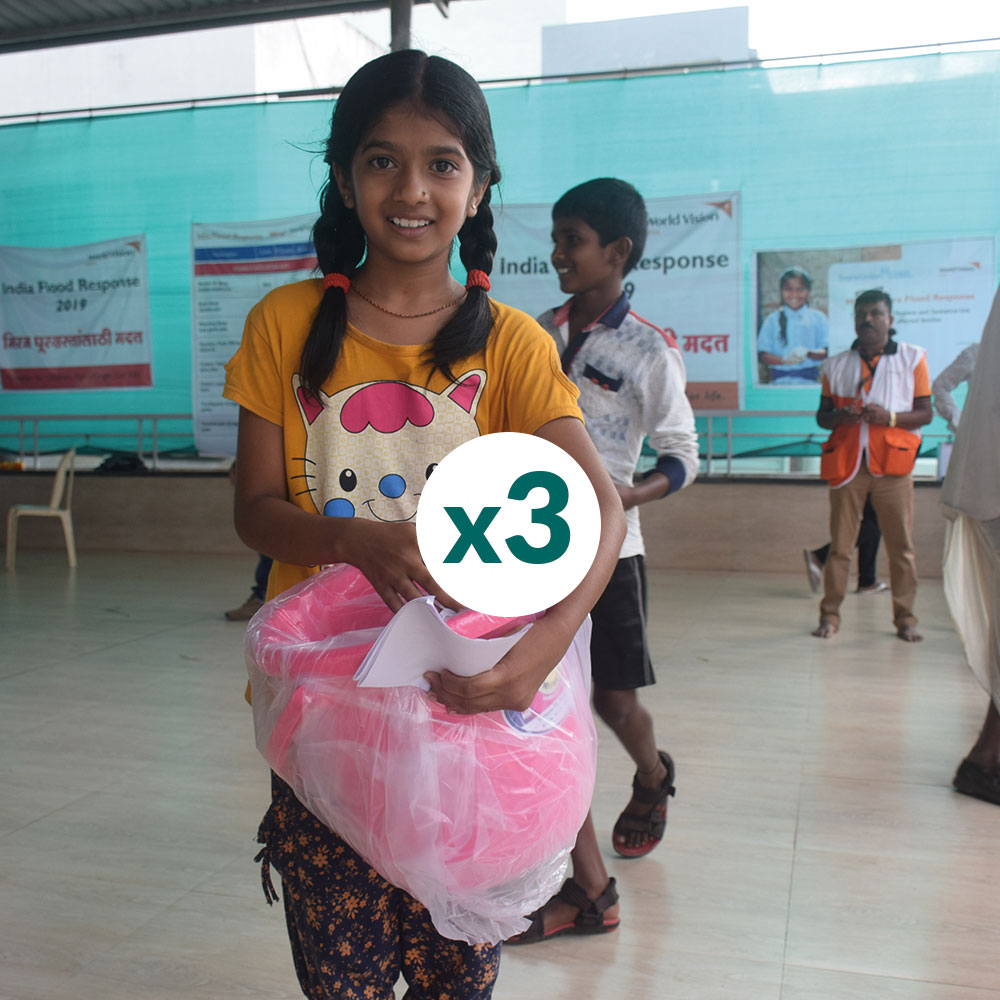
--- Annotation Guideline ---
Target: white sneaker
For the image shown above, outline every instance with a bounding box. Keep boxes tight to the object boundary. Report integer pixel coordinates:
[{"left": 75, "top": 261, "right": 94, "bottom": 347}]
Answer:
[
  {"left": 803, "top": 549, "right": 823, "bottom": 593},
  {"left": 856, "top": 581, "right": 889, "bottom": 595}
]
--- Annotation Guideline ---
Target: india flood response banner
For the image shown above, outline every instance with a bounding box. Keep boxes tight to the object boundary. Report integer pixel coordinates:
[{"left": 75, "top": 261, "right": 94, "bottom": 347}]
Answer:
[
  {"left": 491, "top": 193, "right": 742, "bottom": 409},
  {"left": 0, "top": 235, "right": 152, "bottom": 391}
]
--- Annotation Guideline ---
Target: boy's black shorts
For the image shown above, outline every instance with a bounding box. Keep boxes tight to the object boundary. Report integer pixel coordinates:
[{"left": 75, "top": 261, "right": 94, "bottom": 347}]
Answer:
[{"left": 589, "top": 554, "right": 656, "bottom": 691}]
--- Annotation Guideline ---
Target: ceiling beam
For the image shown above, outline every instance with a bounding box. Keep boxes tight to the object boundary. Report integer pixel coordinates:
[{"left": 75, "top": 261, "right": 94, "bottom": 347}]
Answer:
[{"left": 0, "top": 0, "right": 450, "bottom": 55}]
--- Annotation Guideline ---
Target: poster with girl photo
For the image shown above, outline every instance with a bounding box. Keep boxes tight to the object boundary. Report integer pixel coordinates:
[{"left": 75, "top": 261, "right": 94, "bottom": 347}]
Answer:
[
  {"left": 755, "top": 251, "right": 838, "bottom": 386},
  {"left": 755, "top": 240, "right": 995, "bottom": 388}
]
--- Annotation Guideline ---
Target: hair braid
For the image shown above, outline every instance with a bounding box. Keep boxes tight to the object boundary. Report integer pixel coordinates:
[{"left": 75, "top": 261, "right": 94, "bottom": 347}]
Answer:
[
  {"left": 426, "top": 185, "right": 499, "bottom": 380},
  {"left": 299, "top": 183, "right": 367, "bottom": 397}
]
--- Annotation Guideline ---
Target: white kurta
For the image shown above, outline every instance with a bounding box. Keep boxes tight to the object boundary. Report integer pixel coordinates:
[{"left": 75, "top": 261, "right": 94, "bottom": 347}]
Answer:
[{"left": 941, "top": 286, "right": 1000, "bottom": 707}]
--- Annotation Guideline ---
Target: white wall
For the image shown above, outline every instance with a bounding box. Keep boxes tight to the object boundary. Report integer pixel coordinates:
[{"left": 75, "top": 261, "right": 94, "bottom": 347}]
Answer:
[
  {"left": 0, "top": 27, "right": 258, "bottom": 116},
  {"left": 0, "top": 17, "right": 382, "bottom": 117},
  {"left": 253, "top": 19, "right": 384, "bottom": 95},
  {"left": 344, "top": 0, "right": 569, "bottom": 81},
  {"left": 542, "top": 6, "right": 752, "bottom": 76}
]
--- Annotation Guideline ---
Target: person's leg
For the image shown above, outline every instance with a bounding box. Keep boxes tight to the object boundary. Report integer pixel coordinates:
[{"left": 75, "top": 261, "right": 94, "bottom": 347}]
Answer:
[
  {"left": 967, "top": 700, "right": 1000, "bottom": 769},
  {"left": 804, "top": 544, "right": 826, "bottom": 592},
  {"left": 252, "top": 553, "right": 273, "bottom": 601},
  {"left": 226, "top": 554, "right": 271, "bottom": 620},
  {"left": 593, "top": 686, "right": 662, "bottom": 775},
  {"left": 593, "top": 685, "right": 671, "bottom": 854},
  {"left": 816, "top": 471, "right": 868, "bottom": 636},
  {"left": 953, "top": 701, "right": 1000, "bottom": 806},
  {"left": 867, "top": 473, "right": 920, "bottom": 640},
  {"left": 587, "top": 556, "right": 673, "bottom": 853},
  {"left": 399, "top": 898, "right": 501, "bottom": 999},
  {"left": 257, "top": 773, "right": 400, "bottom": 1000},
  {"left": 505, "top": 813, "right": 619, "bottom": 943},
  {"left": 856, "top": 496, "right": 882, "bottom": 589}
]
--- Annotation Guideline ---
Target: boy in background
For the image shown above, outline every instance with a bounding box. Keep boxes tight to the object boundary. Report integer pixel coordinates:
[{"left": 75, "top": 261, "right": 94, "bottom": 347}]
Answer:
[{"left": 511, "top": 178, "right": 699, "bottom": 942}]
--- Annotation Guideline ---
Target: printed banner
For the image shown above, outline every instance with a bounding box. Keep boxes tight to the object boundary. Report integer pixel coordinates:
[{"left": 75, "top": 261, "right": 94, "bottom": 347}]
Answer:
[
  {"left": 191, "top": 214, "right": 317, "bottom": 456},
  {"left": 0, "top": 235, "right": 152, "bottom": 391},
  {"left": 490, "top": 193, "right": 742, "bottom": 409},
  {"left": 754, "top": 238, "right": 995, "bottom": 388}
]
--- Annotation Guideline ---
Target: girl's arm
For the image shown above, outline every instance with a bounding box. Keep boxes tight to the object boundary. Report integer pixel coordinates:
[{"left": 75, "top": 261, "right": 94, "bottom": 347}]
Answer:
[
  {"left": 234, "top": 407, "right": 455, "bottom": 612},
  {"left": 424, "top": 415, "right": 626, "bottom": 714}
]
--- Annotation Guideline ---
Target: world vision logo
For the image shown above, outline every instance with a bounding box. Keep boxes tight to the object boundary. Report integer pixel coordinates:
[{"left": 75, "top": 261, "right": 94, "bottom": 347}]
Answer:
[
  {"left": 706, "top": 199, "right": 733, "bottom": 217},
  {"left": 938, "top": 262, "right": 981, "bottom": 274},
  {"left": 87, "top": 241, "right": 142, "bottom": 261}
]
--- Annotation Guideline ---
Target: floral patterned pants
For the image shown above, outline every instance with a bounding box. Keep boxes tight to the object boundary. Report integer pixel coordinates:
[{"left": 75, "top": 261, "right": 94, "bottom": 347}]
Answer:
[{"left": 256, "top": 773, "right": 501, "bottom": 1000}]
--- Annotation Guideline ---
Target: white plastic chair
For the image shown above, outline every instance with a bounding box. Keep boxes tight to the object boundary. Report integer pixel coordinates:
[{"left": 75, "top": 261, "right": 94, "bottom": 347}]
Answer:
[{"left": 6, "top": 448, "right": 77, "bottom": 571}]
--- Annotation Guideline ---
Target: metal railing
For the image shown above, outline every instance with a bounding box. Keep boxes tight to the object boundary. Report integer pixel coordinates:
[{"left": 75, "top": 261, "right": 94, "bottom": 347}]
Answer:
[
  {"left": 695, "top": 410, "right": 950, "bottom": 477},
  {"left": 1, "top": 413, "right": 193, "bottom": 470},
  {"left": 1, "top": 410, "right": 952, "bottom": 477}
]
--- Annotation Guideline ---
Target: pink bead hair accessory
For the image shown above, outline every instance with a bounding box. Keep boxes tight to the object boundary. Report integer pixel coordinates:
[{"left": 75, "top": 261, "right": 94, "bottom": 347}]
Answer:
[
  {"left": 466, "top": 270, "right": 491, "bottom": 291},
  {"left": 323, "top": 272, "right": 351, "bottom": 292}
]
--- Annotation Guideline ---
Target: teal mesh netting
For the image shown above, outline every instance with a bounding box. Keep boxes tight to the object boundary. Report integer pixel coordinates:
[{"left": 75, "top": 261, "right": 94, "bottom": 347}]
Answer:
[{"left": 1, "top": 50, "right": 998, "bottom": 455}]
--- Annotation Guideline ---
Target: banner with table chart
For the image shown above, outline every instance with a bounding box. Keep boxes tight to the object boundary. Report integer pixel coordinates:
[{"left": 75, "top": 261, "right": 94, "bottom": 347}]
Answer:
[
  {"left": 0, "top": 235, "right": 152, "bottom": 391},
  {"left": 191, "top": 214, "right": 317, "bottom": 456}
]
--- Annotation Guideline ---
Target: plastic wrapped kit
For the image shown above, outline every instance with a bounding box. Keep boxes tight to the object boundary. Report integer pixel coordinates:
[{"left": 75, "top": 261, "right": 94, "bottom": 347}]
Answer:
[{"left": 244, "top": 563, "right": 596, "bottom": 944}]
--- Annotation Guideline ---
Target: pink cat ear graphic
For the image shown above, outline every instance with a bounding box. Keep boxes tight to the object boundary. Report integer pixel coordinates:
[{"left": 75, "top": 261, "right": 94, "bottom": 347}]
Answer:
[
  {"left": 293, "top": 377, "right": 324, "bottom": 426},
  {"left": 447, "top": 369, "right": 487, "bottom": 416}
]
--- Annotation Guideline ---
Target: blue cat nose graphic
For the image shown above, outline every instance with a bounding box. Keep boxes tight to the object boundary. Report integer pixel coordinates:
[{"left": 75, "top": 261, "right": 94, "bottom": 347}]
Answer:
[
  {"left": 324, "top": 498, "right": 356, "bottom": 518},
  {"left": 379, "top": 474, "right": 406, "bottom": 499}
]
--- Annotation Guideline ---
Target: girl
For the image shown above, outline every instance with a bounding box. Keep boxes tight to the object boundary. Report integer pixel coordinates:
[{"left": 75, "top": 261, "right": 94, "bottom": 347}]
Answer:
[
  {"left": 757, "top": 266, "right": 829, "bottom": 383},
  {"left": 224, "top": 50, "right": 625, "bottom": 999}
]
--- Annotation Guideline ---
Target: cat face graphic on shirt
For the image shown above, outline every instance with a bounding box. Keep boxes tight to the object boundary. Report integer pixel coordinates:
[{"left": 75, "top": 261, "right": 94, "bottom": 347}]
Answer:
[{"left": 291, "top": 371, "right": 486, "bottom": 522}]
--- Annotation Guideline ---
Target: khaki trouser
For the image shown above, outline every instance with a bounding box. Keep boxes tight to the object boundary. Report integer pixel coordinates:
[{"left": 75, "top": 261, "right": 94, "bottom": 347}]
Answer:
[{"left": 820, "top": 461, "right": 918, "bottom": 628}]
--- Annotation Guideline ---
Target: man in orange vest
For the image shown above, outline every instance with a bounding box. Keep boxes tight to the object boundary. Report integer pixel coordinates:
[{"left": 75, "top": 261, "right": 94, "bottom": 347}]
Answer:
[{"left": 812, "top": 289, "right": 933, "bottom": 642}]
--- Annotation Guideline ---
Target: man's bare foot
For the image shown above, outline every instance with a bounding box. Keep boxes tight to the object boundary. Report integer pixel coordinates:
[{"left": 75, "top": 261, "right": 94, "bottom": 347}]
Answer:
[
  {"left": 812, "top": 620, "right": 838, "bottom": 639},
  {"left": 897, "top": 624, "right": 923, "bottom": 642}
]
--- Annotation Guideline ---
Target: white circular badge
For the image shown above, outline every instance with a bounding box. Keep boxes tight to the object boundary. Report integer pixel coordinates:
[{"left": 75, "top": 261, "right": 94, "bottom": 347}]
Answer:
[{"left": 416, "top": 432, "right": 601, "bottom": 617}]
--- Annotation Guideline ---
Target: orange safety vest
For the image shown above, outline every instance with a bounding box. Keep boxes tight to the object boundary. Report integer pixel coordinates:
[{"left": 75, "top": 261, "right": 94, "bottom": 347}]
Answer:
[{"left": 820, "top": 341, "right": 926, "bottom": 487}]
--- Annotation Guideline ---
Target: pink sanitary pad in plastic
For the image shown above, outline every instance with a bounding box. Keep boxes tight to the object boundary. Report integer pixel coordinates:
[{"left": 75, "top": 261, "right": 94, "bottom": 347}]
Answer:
[{"left": 244, "top": 563, "right": 596, "bottom": 944}]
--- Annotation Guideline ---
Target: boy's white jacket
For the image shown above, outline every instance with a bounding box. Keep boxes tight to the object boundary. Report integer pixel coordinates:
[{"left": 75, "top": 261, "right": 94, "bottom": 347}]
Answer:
[{"left": 537, "top": 297, "right": 699, "bottom": 560}]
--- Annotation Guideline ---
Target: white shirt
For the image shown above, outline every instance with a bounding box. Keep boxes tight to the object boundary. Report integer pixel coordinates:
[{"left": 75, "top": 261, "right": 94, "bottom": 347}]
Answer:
[{"left": 537, "top": 294, "right": 699, "bottom": 559}]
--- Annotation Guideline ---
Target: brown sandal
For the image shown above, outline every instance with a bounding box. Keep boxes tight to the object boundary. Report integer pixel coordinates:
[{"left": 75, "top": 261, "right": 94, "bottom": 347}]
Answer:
[{"left": 505, "top": 877, "right": 620, "bottom": 944}]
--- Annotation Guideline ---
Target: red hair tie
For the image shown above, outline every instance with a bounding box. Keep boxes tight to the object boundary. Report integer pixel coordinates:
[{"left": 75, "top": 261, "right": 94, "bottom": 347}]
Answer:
[
  {"left": 466, "top": 270, "right": 491, "bottom": 291},
  {"left": 323, "top": 272, "right": 351, "bottom": 292}
]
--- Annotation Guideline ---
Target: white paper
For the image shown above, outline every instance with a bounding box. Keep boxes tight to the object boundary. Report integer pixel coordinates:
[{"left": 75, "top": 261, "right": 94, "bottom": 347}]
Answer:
[{"left": 354, "top": 596, "right": 532, "bottom": 690}]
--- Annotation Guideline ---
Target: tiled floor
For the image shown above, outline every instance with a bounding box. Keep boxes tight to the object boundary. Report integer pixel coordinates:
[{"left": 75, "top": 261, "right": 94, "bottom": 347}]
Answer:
[{"left": 1, "top": 552, "right": 997, "bottom": 999}]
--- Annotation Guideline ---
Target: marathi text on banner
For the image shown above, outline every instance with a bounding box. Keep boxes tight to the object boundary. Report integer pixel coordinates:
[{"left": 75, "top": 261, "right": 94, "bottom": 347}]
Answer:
[
  {"left": 191, "top": 214, "right": 318, "bottom": 456},
  {"left": 0, "top": 235, "right": 152, "bottom": 390},
  {"left": 490, "top": 193, "right": 742, "bottom": 410}
]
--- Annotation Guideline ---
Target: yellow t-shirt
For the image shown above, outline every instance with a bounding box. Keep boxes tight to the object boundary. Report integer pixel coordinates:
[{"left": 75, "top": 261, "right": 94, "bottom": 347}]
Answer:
[{"left": 224, "top": 278, "right": 582, "bottom": 597}]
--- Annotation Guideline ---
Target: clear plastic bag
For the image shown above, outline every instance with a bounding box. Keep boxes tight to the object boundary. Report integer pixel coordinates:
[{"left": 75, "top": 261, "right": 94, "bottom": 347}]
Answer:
[{"left": 245, "top": 563, "right": 596, "bottom": 944}]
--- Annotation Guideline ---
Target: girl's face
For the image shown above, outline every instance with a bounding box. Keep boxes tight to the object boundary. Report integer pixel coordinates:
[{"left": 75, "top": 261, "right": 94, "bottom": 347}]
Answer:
[
  {"left": 335, "top": 103, "right": 486, "bottom": 274},
  {"left": 781, "top": 276, "right": 810, "bottom": 310}
]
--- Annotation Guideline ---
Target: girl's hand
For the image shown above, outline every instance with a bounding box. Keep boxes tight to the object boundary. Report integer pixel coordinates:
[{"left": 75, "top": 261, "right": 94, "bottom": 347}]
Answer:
[
  {"left": 340, "top": 520, "right": 460, "bottom": 614},
  {"left": 424, "top": 616, "right": 573, "bottom": 715}
]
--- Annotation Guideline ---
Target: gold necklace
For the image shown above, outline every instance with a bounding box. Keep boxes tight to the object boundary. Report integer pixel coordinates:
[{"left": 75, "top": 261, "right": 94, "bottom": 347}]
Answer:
[{"left": 351, "top": 285, "right": 466, "bottom": 319}]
